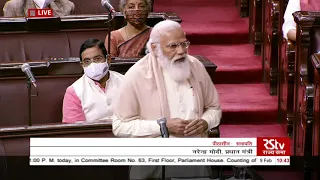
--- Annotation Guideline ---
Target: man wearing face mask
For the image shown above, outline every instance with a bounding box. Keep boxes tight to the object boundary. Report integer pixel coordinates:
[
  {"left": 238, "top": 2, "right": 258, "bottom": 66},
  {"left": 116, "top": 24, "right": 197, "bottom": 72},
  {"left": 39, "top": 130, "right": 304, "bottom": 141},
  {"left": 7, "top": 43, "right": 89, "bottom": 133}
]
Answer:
[
  {"left": 105, "top": 0, "right": 151, "bottom": 58},
  {"left": 62, "top": 38, "right": 124, "bottom": 124},
  {"left": 3, "top": 0, "right": 74, "bottom": 17}
]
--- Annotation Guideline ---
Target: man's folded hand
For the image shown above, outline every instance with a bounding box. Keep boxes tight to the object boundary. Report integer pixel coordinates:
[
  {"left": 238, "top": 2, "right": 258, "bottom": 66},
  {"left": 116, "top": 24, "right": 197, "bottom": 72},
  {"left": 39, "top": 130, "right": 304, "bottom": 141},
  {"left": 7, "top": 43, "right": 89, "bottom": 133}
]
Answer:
[
  {"left": 166, "top": 118, "right": 191, "bottom": 137},
  {"left": 184, "top": 119, "right": 208, "bottom": 137}
]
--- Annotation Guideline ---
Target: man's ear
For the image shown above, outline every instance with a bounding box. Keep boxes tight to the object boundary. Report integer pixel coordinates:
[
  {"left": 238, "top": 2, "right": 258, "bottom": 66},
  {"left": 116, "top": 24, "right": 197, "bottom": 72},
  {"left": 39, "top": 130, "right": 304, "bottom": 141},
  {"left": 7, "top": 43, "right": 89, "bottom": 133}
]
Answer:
[
  {"left": 107, "top": 55, "right": 112, "bottom": 64},
  {"left": 151, "top": 43, "right": 157, "bottom": 53}
]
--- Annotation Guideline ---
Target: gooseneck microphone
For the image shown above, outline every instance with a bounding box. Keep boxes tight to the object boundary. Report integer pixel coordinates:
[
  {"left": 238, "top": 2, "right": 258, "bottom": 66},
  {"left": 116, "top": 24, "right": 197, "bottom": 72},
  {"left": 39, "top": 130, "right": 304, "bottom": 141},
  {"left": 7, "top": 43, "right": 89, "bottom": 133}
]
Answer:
[
  {"left": 101, "top": 0, "right": 116, "bottom": 13},
  {"left": 21, "top": 63, "right": 37, "bottom": 88},
  {"left": 157, "top": 117, "right": 169, "bottom": 138},
  {"left": 157, "top": 117, "right": 168, "bottom": 180}
]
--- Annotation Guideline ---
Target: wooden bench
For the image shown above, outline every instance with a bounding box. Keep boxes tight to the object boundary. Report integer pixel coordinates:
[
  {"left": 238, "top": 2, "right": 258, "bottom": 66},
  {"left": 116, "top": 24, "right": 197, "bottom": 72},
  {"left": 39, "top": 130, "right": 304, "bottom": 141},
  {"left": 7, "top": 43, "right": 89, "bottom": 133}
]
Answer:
[
  {"left": 0, "top": 55, "right": 217, "bottom": 127},
  {"left": 288, "top": 11, "right": 320, "bottom": 156},
  {"left": 294, "top": 52, "right": 320, "bottom": 180},
  {"left": 0, "top": 0, "right": 155, "bottom": 16},
  {"left": 0, "top": 12, "right": 181, "bottom": 63},
  {"left": 70, "top": 0, "right": 154, "bottom": 14}
]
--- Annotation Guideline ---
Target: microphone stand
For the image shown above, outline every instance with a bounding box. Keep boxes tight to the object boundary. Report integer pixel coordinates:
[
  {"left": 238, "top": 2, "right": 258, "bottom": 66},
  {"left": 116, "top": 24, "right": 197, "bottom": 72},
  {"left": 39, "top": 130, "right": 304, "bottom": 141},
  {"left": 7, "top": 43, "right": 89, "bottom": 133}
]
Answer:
[
  {"left": 27, "top": 80, "right": 32, "bottom": 126},
  {"left": 106, "top": 10, "right": 114, "bottom": 63},
  {"left": 158, "top": 118, "right": 169, "bottom": 180},
  {"left": 161, "top": 134, "right": 168, "bottom": 180},
  {"left": 161, "top": 151, "right": 166, "bottom": 180},
  {"left": 27, "top": 79, "right": 38, "bottom": 126}
]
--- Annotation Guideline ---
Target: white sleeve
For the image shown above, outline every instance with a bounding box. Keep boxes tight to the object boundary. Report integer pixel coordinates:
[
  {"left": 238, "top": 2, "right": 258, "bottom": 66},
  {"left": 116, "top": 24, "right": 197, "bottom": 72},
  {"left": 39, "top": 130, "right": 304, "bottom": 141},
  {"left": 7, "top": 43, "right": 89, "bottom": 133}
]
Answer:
[
  {"left": 112, "top": 117, "right": 160, "bottom": 138},
  {"left": 282, "top": 0, "right": 301, "bottom": 39}
]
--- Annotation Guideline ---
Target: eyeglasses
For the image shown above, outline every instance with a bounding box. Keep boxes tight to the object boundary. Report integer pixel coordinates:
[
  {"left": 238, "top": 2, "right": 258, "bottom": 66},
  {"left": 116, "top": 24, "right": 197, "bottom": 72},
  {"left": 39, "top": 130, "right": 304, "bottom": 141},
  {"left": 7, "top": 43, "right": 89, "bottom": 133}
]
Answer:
[
  {"left": 81, "top": 55, "right": 105, "bottom": 66},
  {"left": 166, "top": 41, "right": 190, "bottom": 51}
]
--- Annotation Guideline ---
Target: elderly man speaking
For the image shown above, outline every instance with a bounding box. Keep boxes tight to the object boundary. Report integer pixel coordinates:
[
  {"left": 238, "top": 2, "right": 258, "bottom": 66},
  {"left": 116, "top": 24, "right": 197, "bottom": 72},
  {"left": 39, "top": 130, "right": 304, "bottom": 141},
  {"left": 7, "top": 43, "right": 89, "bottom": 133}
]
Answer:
[{"left": 112, "top": 20, "right": 222, "bottom": 179}]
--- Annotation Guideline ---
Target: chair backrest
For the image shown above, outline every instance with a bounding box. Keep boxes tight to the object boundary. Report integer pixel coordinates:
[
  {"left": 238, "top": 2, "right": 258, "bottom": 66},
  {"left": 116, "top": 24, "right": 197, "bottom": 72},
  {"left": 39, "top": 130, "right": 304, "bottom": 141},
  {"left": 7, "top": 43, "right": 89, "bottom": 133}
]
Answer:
[
  {"left": 70, "top": 0, "right": 154, "bottom": 14},
  {"left": 0, "top": 13, "right": 181, "bottom": 63}
]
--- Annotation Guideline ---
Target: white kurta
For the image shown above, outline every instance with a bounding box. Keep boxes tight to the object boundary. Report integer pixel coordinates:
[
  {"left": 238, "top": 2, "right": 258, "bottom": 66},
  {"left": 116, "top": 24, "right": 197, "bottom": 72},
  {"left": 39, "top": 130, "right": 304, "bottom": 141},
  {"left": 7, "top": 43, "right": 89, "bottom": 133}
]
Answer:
[
  {"left": 72, "top": 71, "right": 123, "bottom": 122},
  {"left": 129, "top": 70, "right": 217, "bottom": 180},
  {"left": 163, "top": 69, "right": 202, "bottom": 138},
  {"left": 164, "top": 70, "right": 199, "bottom": 121},
  {"left": 282, "top": 0, "right": 300, "bottom": 39}
]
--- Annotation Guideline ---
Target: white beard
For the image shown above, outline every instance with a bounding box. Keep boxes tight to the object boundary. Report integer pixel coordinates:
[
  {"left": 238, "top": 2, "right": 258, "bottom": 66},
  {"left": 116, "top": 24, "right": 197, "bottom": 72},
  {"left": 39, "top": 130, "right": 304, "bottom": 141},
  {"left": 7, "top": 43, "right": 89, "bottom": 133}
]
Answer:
[{"left": 156, "top": 48, "right": 191, "bottom": 82}]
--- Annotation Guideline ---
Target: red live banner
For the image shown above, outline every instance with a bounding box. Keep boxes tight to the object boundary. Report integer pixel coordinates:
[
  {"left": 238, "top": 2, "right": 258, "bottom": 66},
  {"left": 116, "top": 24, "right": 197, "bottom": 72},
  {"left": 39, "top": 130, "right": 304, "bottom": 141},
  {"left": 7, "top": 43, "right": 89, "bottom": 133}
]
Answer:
[
  {"left": 257, "top": 137, "right": 290, "bottom": 156},
  {"left": 28, "top": 9, "right": 53, "bottom": 18}
]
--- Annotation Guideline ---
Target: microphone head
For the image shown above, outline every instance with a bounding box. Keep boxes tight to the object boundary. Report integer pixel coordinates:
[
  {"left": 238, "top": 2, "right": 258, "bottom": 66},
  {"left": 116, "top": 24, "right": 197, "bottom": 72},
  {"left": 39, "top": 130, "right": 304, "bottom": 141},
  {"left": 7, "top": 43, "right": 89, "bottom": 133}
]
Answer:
[
  {"left": 101, "top": 0, "right": 116, "bottom": 13},
  {"left": 21, "top": 63, "right": 30, "bottom": 72},
  {"left": 157, "top": 117, "right": 167, "bottom": 125},
  {"left": 101, "top": 0, "right": 108, "bottom": 6}
]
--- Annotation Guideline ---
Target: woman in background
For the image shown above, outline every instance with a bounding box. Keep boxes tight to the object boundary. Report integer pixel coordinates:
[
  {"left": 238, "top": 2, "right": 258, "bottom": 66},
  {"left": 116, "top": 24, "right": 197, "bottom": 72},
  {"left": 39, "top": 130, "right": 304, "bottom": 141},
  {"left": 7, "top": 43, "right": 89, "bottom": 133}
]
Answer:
[
  {"left": 282, "top": 0, "right": 320, "bottom": 41},
  {"left": 105, "top": 0, "right": 151, "bottom": 58}
]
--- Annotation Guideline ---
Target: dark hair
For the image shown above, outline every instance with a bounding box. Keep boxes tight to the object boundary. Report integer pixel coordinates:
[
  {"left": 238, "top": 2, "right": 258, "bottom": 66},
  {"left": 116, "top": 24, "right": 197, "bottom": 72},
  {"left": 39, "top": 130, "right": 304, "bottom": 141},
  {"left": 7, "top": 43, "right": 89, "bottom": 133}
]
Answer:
[
  {"left": 119, "top": 0, "right": 151, "bottom": 12},
  {"left": 79, "top": 38, "right": 108, "bottom": 61}
]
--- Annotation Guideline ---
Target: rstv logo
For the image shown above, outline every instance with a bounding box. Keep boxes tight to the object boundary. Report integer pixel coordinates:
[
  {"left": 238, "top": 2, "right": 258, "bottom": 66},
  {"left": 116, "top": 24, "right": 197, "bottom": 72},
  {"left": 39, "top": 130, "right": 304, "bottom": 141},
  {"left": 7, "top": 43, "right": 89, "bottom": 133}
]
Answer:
[
  {"left": 257, "top": 137, "right": 290, "bottom": 156},
  {"left": 263, "top": 139, "right": 285, "bottom": 150}
]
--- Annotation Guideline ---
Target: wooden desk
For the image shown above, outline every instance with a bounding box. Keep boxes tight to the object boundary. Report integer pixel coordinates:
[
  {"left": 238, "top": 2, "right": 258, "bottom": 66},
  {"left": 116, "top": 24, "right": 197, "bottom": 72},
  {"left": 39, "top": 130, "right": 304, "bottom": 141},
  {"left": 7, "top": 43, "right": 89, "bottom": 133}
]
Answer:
[{"left": 0, "top": 122, "right": 129, "bottom": 180}]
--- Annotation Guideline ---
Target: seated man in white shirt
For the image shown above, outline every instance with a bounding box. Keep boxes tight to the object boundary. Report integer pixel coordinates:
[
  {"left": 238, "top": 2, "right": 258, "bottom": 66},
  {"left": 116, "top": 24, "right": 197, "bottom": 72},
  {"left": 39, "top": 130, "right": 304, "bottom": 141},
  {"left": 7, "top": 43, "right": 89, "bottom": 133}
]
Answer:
[
  {"left": 283, "top": 0, "right": 320, "bottom": 41},
  {"left": 62, "top": 38, "right": 123, "bottom": 123},
  {"left": 112, "top": 20, "right": 222, "bottom": 179}
]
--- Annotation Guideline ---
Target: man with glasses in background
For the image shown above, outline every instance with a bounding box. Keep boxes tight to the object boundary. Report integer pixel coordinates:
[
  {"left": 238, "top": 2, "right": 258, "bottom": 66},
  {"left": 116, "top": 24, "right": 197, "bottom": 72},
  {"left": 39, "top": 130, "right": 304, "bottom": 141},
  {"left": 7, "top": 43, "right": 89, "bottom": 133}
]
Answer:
[
  {"left": 112, "top": 20, "right": 222, "bottom": 179},
  {"left": 62, "top": 38, "right": 123, "bottom": 123}
]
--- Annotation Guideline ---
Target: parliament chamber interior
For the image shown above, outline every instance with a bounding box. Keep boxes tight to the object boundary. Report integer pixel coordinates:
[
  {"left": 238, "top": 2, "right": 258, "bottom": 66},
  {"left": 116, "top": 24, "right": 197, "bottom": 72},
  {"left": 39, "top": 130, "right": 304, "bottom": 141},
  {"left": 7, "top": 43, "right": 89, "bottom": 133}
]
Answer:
[{"left": 0, "top": 0, "right": 319, "bottom": 179}]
